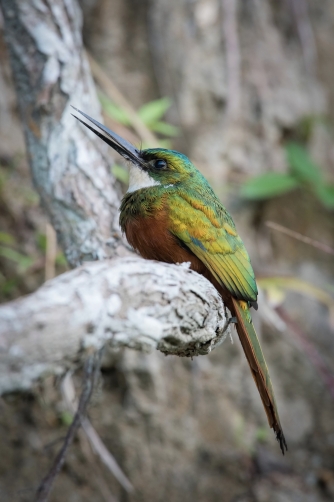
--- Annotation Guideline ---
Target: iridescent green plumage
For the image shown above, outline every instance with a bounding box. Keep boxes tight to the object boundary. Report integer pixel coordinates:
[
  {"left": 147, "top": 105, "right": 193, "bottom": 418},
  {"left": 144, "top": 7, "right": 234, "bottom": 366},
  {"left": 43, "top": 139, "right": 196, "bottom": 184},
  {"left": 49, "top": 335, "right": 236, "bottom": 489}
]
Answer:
[
  {"left": 73, "top": 110, "right": 287, "bottom": 454},
  {"left": 167, "top": 187, "right": 258, "bottom": 302},
  {"left": 122, "top": 148, "right": 258, "bottom": 303}
]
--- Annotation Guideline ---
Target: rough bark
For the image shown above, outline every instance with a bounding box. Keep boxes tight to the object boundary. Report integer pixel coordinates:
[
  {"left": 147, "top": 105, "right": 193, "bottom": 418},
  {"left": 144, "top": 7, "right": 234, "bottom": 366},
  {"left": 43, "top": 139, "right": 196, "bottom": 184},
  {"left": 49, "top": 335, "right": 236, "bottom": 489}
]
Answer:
[
  {"left": 0, "top": 0, "right": 124, "bottom": 267},
  {"left": 0, "top": 257, "right": 229, "bottom": 395}
]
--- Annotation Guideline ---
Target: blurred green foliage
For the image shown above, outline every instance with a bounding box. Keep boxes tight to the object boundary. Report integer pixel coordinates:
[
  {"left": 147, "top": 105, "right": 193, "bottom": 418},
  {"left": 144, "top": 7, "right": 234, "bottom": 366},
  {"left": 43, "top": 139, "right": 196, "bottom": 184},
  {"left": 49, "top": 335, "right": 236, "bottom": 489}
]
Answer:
[
  {"left": 137, "top": 98, "right": 178, "bottom": 137},
  {"left": 255, "top": 426, "right": 269, "bottom": 444},
  {"left": 99, "top": 93, "right": 179, "bottom": 139},
  {"left": 111, "top": 163, "right": 129, "bottom": 184},
  {"left": 0, "top": 162, "right": 68, "bottom": 301},
  {"left": 37, "top": 232, "right": 47, "bottom": 252},
  {"left": 100, "top": 94, "right": 179, "bottom": 184},
  {"left": 0, "top": 244, "right": 33, "bottom": 273},
  {"left": 240, "top": 172, "right": 298, "bottom": 199},
  {"left": 59, "top": 410, "right": 74, "bottom": 426},
  {"left": 241, "top": 142, "right": 334, "bottom": 209},
  {"left": 37, "top": 231, "right": 67, "bottom": 266},
  {"left": 0, "top": 232, "right": 15, "bottom": 245},
  {"left": 99, "top": 94, "right": 130, "bottom": 125}
]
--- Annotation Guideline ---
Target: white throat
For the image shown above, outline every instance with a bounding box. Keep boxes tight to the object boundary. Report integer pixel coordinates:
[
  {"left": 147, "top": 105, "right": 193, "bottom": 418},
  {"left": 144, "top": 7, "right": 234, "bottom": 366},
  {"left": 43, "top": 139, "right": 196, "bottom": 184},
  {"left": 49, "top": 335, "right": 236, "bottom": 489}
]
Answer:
[{"left": 127, "top": 165, "right": 161, "bottom": 193}]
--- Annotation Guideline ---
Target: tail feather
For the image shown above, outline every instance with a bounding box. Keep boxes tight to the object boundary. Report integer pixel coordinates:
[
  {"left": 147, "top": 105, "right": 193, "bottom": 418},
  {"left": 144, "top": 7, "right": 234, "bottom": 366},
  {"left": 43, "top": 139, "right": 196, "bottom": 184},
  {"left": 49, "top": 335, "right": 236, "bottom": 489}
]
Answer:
[{"left": 232, "top": 297, "right": 287, "bottom": 454}]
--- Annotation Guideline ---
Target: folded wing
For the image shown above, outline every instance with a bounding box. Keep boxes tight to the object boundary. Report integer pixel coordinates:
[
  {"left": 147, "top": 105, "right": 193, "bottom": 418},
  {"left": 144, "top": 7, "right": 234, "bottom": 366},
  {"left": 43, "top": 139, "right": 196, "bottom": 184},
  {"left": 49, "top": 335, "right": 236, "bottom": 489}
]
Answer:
[{"left": 168, "top": 192, "right": 258, "bottom": 303}]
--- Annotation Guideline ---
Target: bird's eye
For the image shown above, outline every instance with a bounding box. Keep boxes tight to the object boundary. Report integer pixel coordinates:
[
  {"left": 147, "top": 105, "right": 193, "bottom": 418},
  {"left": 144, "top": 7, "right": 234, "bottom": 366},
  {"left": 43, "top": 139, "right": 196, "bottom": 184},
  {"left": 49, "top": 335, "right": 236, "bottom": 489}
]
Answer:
[{"left": 154, "top": 159, "right": 167, "bottom": 169}]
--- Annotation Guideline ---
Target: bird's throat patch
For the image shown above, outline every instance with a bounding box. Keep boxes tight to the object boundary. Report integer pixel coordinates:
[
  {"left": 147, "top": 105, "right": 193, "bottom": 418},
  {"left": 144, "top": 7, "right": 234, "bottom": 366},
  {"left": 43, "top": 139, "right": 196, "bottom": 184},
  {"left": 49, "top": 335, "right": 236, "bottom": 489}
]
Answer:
[{"left": 127, "top": 165, "right": 161, "bottom": 193}]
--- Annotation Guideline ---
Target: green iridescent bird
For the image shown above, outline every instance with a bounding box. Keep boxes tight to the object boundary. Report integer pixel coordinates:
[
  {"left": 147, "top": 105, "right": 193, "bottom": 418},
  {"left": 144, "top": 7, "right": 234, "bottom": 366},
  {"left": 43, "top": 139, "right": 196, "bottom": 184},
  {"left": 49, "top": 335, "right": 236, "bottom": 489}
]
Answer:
[{"left": 73, "top": 107, "right": 287, "bottom": 454}]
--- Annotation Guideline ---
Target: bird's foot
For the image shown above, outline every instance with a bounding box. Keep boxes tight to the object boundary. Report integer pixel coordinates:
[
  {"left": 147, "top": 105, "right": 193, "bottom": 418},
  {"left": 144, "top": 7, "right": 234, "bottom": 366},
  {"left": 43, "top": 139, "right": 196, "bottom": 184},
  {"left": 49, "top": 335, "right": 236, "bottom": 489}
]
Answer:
[{"left": 228, "top": 316, "right": 238, "bottom": 325}]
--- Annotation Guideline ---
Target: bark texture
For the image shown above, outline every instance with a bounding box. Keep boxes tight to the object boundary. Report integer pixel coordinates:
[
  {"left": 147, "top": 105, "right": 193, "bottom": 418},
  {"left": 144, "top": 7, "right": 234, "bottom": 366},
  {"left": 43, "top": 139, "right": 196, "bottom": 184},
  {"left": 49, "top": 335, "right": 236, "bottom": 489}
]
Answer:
[
  {"left": 0, "top": 257, "right": 228, "bottom": 394},
  {"left": 0, "top": 0, "right": 124, "bottom": 267}
]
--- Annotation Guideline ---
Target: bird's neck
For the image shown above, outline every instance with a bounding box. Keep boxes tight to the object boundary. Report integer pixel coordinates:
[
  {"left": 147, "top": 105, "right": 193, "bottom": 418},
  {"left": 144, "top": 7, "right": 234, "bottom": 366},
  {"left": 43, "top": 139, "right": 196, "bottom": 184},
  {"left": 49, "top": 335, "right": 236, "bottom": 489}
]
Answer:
[{"left": 119, "top": 186, "right": 168, "bottom": 231}]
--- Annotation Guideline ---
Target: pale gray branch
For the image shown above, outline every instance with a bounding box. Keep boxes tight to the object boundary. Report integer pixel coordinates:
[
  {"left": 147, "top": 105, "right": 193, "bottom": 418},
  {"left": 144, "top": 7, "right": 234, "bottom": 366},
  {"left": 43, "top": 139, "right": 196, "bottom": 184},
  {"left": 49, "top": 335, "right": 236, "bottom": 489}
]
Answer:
[{"left": 0, "top": 257, "right": 229, "bottom": 395}]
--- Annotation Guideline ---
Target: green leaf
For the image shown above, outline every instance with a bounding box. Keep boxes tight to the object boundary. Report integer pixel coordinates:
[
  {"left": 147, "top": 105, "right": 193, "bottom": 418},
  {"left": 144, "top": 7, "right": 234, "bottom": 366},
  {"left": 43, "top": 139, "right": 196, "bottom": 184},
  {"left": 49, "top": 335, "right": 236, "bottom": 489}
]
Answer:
[
  {"left": 240, "top": 173, "right": 299, "bottom": 200},
  {"left": 23, "top": 187, "right": 39, "bottom": 206},
  {"left": 56, "top": 252, "right": 68, "bottom": 267},
  {"left": 0, "top": 232, "right": 15, "bottom": 246},
  {"left": 316, "top": 183, "right": 334, "bottom": 209},
  {"left": 98, "top": 93, "right": 131, "bottom": 126},
  {"left": 140, "top": 142, "right": 151, "bottom": 150},
  {"left": 37, "top": 233, "right": 47, "bottom": 252},
  {"left": 150, "top": 121, "right": 179, "bottom": 137},
  {"left": 140, "top": 139, "right": 173, "bottom": 149},
  {"left": 111, "top": 163, "right": 129, "bottom": 184},
  {"left": 59, "top": 411, "right": 73, "bottom": 426},
  {"left": 286, "top": 142, "right": 322, "bottom": 186},
  {"left": 156, "top": 139, "right": 173, "bottom": 149},
  {"left": 255, "top": 427, "right": 269, "bottom": 443},
  {"left": 1, "top": 278, "right": 18, "bottom": 296},
  {"left": 0, "top": 246, "right": 33, "bottom": 272},
  {"left": 138, "top": 97, "right": 172, "bottom": 125}
]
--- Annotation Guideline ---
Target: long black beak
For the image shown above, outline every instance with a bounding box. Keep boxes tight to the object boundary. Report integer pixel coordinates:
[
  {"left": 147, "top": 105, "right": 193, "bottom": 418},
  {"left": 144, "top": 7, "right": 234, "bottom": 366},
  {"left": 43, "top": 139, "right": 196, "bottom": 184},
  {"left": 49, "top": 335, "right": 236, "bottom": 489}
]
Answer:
[{"left": 71, "top": 106, "right": 145, "bottom": 168}]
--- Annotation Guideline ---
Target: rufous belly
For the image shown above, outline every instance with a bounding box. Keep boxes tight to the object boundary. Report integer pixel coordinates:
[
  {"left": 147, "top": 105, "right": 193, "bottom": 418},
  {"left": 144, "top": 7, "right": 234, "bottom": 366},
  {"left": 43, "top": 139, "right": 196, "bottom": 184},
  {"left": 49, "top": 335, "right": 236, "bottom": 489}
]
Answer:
[{"left": 123, "top": 212, "right": 232, "bottom": 307}]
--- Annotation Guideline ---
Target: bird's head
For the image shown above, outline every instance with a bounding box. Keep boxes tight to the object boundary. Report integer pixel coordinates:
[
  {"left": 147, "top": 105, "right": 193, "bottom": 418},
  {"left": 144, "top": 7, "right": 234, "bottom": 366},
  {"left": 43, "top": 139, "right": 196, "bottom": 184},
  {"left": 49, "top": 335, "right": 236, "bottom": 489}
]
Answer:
[{"left": 72, "top": 108, "right": 200, "bottom": 192}]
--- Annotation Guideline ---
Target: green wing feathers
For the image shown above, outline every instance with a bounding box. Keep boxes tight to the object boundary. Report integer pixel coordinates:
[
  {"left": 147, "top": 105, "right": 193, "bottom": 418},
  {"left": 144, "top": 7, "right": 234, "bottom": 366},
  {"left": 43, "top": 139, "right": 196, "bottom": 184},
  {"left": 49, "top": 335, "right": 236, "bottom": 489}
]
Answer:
[
  {"left": 168, "top": 191, "right": 287, "bottom": 453},
  {"left": 232, "top": 298, "right": 287, "bottom": 454},
  {"left": 168, "top": 192, "right": 258, "bottom": 302}
]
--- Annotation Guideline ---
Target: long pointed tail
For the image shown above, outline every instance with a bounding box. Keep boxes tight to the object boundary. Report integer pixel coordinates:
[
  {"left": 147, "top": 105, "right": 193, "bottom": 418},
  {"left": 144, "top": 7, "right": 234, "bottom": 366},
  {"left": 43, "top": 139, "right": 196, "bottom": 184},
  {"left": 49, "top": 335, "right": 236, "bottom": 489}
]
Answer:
[{"left": 232, "top": 297, "right": 287, "bottom": 454}]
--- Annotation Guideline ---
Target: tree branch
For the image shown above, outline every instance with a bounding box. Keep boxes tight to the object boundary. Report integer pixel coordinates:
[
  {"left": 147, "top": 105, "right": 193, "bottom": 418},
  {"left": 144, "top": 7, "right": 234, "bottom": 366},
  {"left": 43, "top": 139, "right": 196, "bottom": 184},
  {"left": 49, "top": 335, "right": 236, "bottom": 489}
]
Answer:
[
  {"left": 0, "top": 0, "right": 230, "bottom": 398},
  {"left": 0, "top": 257, "right": 229, "bottom": 395}
]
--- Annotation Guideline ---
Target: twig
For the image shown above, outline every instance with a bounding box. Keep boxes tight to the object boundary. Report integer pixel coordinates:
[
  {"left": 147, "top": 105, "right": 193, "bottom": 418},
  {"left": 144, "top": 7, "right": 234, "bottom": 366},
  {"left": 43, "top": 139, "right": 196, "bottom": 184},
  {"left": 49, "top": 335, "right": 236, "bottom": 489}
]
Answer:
[
  {"left": 35, "top": 353, "right": 99, "bottom": 502},
  {"left": 61, "top": 373, "right": 134, "bottom": 493},
  {"left": 77, "top": 430, "right": 119, "bottom": 502},
  {"left": 87, "top": 52, "right": 160, "bottom": 147},
  {"left": 265, "top": 221, "right": 334, "bottom": 256},
  {"left": 276, "top": 307, "right": 334, "bottom": 400},
  {"left": 222, "top": 0, "right": 241, "bottom": 121},
  {"left": 82, "top": 418, "right": 133, "bottom": 492},
  {"left": 45, "top": 223, "right": 57, "bottom": 281}
]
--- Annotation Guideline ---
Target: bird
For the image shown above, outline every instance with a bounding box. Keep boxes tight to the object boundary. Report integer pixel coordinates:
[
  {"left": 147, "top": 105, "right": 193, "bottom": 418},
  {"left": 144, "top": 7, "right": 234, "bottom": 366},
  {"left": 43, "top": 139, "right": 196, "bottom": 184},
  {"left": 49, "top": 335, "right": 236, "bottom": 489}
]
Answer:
[{"left": 72, "top": 107, "right": 287, "bottom": 454}]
